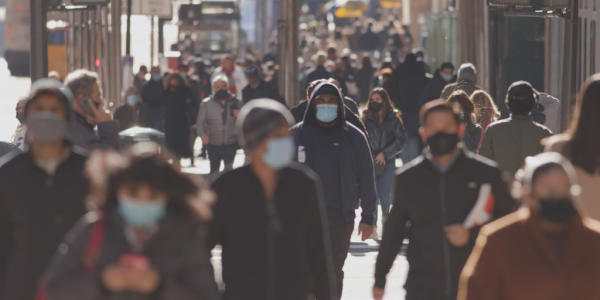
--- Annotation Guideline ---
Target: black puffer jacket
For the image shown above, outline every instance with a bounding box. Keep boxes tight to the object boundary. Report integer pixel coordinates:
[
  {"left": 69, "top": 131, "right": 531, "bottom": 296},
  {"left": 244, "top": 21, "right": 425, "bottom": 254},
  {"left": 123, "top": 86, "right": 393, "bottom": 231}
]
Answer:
[{"left": 363, "top": 109, "right": 406, "bottom": 160}]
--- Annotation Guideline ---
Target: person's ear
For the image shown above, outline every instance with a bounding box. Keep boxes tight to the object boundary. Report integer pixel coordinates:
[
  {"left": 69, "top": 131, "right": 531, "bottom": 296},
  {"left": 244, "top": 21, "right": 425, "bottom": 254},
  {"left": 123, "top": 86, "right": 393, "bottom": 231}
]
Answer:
[
  {"left": 458, "top": 123, "right": 466, "bottom": 140},
  {"left": 418, "top": 126, "right": 427, "bottom": 143}
]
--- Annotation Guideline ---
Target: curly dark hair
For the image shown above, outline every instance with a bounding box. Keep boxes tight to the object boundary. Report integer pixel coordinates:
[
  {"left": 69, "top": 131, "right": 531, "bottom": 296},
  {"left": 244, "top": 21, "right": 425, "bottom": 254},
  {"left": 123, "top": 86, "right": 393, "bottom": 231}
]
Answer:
[{"left": 447, "top": 90, "right": 477, "bottom": 135}]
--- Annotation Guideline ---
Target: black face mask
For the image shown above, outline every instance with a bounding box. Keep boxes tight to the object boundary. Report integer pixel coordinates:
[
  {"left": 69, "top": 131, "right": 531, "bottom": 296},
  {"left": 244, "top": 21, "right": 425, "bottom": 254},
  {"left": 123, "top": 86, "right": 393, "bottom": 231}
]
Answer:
[
  {"left": 427, "top": 132, "right": 459, "bottom": 156},
  {"left": 16, "top": 111, "right": 25, "bottom": 124},
  {"left": 370, "top": 101, "right": 384, "bottom": 112},
  {"left": 214, "top": 89, "right": 229, "bottom": 100},
  {"left": 539, "top": 197, "right": 576, "bottom": 224}
]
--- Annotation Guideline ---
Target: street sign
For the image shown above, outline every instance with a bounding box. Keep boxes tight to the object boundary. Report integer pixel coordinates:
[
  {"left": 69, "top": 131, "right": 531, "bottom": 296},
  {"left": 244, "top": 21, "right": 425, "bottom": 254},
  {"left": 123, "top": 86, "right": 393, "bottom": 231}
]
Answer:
[{"left": 123, "top": 0, "right": 173, "bottom": 19}]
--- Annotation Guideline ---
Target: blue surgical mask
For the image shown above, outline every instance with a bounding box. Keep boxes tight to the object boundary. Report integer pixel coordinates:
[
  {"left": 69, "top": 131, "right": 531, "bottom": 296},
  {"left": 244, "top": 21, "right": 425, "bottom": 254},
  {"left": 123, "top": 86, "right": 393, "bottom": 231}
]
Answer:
[
  {"left": 152, "top": 74, "right": 162, "bottom": 81},
  {"left": 127, "top": 95, "right": 140, "bottom": 106},
  {"left": 179, "top": 72, "right": 187, "bottom": 78},
  {"left": 262, "top": 137, "right": 295, "bottom": 170},
  {"left": 316, "top": 104, "right": 338, "bottom": 123},
  {"left": 118, "top": 197, "right": 166, "bottom": 229}
]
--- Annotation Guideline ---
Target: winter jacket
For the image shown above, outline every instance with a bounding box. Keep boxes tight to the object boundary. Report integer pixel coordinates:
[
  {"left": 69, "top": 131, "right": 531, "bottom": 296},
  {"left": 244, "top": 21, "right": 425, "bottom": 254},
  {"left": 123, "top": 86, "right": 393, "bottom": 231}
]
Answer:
[
  {"left": 68, "top": 114, "right": 120, "bottom": 151},
  {"left": 208, "top": 164, "right": 336, "bottom": 300},
  {"left": 363, "top": 109, "right": 406, "bottom": 160},
  {"left": 196, "top": 94, "right": 244, "bottom": 146},
  {"left": 211, "top": 66, "right": 248, "bottom": 100},
  {"left": 290, "top": 100, "right": 367, "bottom": 137},
  {"left": 291, "top": 82, "right": 377, "bottom": 225},
  {"left": 140, "top": 79, "right": 165, "bottom": 109},
  {"left": 440, "top": 80, "right": 482, "bottom": 99},
  {"left": 358, "top": 30, "right": 380, "bottom": 51},
  {"left": 458, "top": 208, "right": 600, "bottom": 300},
  {"left": 44, "top": 211, "right": 219, "bottom": 300},
  {"left": 0, "top": 146, "right": 89, "bottom": 300},
  {"left": 302, "top": 66, "right": 332, "bottom": 92},
  {"left": 419, "top": 73, "right": 452, "bottom": 107},
  {"left": 242, "top": 80, "right": 281, "bottom": 104},
  {"left": 113, "top": 103, "right": 155, "bottom": 132},
  {"left": 479, "top": 115, "right": 553, "bottom": 176},
  {"left": 357, "top": 66, "right": 376, "bottom": 103},
  {"left": 374, "top": 147, "right": 516, "bottom": 300},
  {"left": 463, "top": 124, "right": 483, "bottom": 153}
]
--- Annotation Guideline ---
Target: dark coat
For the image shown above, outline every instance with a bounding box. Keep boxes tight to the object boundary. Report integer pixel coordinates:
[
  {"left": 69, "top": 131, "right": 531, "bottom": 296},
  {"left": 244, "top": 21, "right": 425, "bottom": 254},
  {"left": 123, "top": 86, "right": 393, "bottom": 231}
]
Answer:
[
  {"left": 358, "top": 30, "right": 380, "bottom": 51},
  {"left": 302, "top": 66, "right": 332, "bottom": 92},
  {"left": 113, "top": 103, "right": 155, "bottom": 132},
  {"left": 357, "top": 66, "right": 376, "bottom": 103},
  {"left": 189, "top": 72, "right": 212, "bottom": 121},
  {"left": 242, "top": 80, "right": 281, "bottom": 104},
  {"left": 363, "top": 109, "right": 406, "bottom": 160},
  {"left": 140, "top": 79, "right": 165, "bottom": 109},
  {"left": 374, "top": 148, "right": 517, "bottom": 300},
  {"left": 208, "top": 164, "right": 336, "bottom": 300},
  {"left": 392, "top": 59, "right": 429, "bottom": 113},
  {"left": 459, "top": 208, "right": 600, "bottom": 300},
  {"left": 162, "top": 86, "right": 194, "bottom": 158},
  {"left": 291, "top": 82, "right": 377, "bottom": 225},
  {"left": 68, "top": 114, "right": 120, "bottom": 151},
  {"left": 44, "top": 211, "right": 220, "bottom": 300},
  {"left": 419, "top": 73, "right": 451, "bottom": 107},
  {"left": 440, "top": 80, "right": 482, "bottom": 99},
  {"left": 0, "top": 147, "right": 89, "bottom": 300}
]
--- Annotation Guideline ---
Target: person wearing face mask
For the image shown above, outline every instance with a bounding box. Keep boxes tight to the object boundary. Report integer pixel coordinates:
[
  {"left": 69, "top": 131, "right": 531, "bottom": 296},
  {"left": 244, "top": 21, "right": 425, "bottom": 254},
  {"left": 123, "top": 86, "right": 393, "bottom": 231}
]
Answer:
[
  {"left": 141, "top": 66, "right": 166, "bottom": 132},
  {"left": 361, "top": 88, "right": 406, "bottom": 239},
  {"left": 0, "top": 79, "right": 90, "bottom": 300},
  {"left": 113, "top": 87, "right": 155, "bottom": 132},
  {"left": 241, "top": 65, "right": 281, "bottom": 104},
  {"left": 479, "top": 81, "right": 553, "bottom": 177},
  {"left": 10, "top": 97, "right": 28, "bottom": 150},
  {"left": 196, "top": 75, "right": 244, "bottom": 175},
  {"left": 43, "top": 144, "right": 220, "bottom": 300},
  {"left": 291, "top": 81, "right": 377, "bottom": 299},
  {"left": 458, "top": 152, "right": 600, "bottom": 300},
  {"left": 211, "top": 56, "right": 248, "bottom": 100},
  {"left": 419, "top": 62, "right": 455, "bottom": 107},
  {"left": 440, "top": 63, "right": 482, "bottom": 100},
  {"left": 209, "top": 99, "right": 335, "bottom": 300},
  {"left": 65, "top": 69, "right": 120, "bottom": 151},
  {"left": 373, "top": 100, "right": 516, "bottom": 300},
  {"left": 161, "top": 73, "right": 195, "bottom": 163}
]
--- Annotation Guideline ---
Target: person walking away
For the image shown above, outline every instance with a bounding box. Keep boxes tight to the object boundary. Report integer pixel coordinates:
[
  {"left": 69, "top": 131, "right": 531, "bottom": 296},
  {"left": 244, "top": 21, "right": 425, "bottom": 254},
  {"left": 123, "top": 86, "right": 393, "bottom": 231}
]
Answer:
[
  {"left": 291, "top": 82, "right": 377, "bottom": 299},
  {"left": 329, "top": 78, "right": 359, "bottom": 115},
  {"left": 533, "top": 89, "right": 561, "bottom": 134},
  {"left": 373, "top": 100, "right": 516, "bottom": 300},
  {"left": 446, "top": 91, "right": 483, "bottom": 152},
  {"left": 242, "top": 65, "right": 281, "bottom": 104},
  {"left": 162, "top": 73, "right": 195, "bottom": 161},
  {"left": 393, "top": 53, "right": 429, "bottom": 163},
  {"left": 440, "top": 63, "right": 482, "bottom": 99},
  {"left": 357, "top": 54, "right": 376, "bottom": 104},
  {"left": 362, "top": 88, "right": 406, "bottom": 239},
  {"left": 65, "top": 69, "right": 120, "bottom": 151},
  {"left": 471, "top": 90, "right": 500, "bottom": 152},
  {"left": 358, "top": 22, "right": 380, "bottom": 57},
  {"left": 133, "top": 65, "right": 147, "bottom": 92},
  {"left": 458, "top": 152, "right": 600, "bottom": 300},
  {"left": 43, "top": 144, "right": 220, "bottom": 300},
  {"left": 197, "top": 75, "right": 244, "bottom": 175},
  {"left": 419, "top": 62, "right": 455, "bottom": 107},
  {"left": 479, "top": 81, "right": 553, "bottom": 177},
  {"left": 545, "top": 74, "right": 600, "bottom": 220},
  {"left": 211, "top": 55, "right": 248, "bottom": 100},
  {"left": 141, "top": 66, "right": 166, "bottom": 132},
  {"left": 209, "top": 99, "right": 336, "bottom": 300},
  {"left": 262, "top": 42, "right": 278, "bottom": 63},
  {"left": 302, "top": 51, "right": 333, "bottom": 92},
  {"left": 10, "top": 98, "right": 28, "bottom": 150},
  {"left": 0, "top": 79, "right": 89, "bottom": 300},
  {"left": 113, "top": 87, "right": 154, "bottom": 131}
]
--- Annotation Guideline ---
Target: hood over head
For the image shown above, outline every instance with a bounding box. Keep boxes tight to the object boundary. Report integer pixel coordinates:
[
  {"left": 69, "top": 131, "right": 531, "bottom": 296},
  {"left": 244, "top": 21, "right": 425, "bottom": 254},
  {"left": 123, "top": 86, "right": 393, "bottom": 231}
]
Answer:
[{"left": 302, "top": 81, "right": 346, "bottom": 128}]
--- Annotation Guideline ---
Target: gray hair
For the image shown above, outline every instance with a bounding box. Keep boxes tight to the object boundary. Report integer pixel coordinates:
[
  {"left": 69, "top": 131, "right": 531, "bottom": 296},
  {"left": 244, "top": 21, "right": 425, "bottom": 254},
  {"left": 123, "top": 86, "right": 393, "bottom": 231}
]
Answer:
[
  {"left": 64, "top": 69, "right": 99, "bottom": 97},
  {"left": 212, "top": 74, "right": 229, "bottom": 87},
  {"left": 457, "top": 63, "right": 476, "bottom": 82}
]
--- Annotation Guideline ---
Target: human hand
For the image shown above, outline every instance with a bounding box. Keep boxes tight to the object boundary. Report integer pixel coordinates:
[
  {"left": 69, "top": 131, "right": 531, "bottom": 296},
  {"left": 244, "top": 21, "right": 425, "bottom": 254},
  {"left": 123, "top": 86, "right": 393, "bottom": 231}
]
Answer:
[
  {"left": 200, "top": 134, "right": 208, "bottom": 145},
  {"left": 358, "top": 223, "right": 374, "bottom": 241},
  {"left": 373, "top": 287, "right": 384, "bottom": 300},
  {"left": 101, "top": 265, "right": 130, "bottom": 292},
  {"left": 444, "top": 224, "right": 470, "bottom": 247},
  {"left": 86, "top": 98, "right": 112, "bottom": 124},
  {"left": 125, "top": 267, "right": 161, "bottom": 294},
  {"left": 375, "top": 153, "right": 386, "bottom": 165},
  {"left": 233, "top": 109, "right": 240, "bottom": 118}
]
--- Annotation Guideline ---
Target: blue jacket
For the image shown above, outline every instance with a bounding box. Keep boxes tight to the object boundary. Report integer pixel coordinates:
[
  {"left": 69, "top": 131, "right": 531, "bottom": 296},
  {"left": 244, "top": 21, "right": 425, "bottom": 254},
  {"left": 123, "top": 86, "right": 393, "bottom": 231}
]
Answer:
[{"left": 291, "top": 82, "right": 377, "bottom": 225}]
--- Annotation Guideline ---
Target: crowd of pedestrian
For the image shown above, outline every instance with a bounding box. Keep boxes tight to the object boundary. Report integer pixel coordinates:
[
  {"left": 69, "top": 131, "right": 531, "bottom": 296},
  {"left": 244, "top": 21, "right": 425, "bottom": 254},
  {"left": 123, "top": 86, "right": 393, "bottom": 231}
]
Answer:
[{"left": 2, "top": 7, "right": 600, "bottom": 300}]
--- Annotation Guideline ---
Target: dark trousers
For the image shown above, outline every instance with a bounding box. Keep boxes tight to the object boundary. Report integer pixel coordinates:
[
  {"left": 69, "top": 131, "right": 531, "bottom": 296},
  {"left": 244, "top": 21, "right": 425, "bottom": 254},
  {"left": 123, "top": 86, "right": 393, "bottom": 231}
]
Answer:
[
  {"left": 207, "top": 143, "right": 238, "bottom": 174},
  {"left": 326, "top": 210, "right": 355, "bottom": 300}
]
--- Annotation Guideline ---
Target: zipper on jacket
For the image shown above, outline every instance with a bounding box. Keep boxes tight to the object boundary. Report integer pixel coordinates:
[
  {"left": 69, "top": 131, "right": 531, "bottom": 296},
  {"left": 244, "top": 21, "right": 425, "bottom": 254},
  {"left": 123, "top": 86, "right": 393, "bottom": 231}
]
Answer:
[{"left": 440, "top": 176, "right": 452, "bottom": 298}]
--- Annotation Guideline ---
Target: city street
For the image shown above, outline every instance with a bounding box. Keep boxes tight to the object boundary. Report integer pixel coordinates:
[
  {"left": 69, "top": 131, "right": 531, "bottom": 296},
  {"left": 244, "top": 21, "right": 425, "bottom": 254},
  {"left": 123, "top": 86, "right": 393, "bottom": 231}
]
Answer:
[{"left": 0, "top": 59, "right": 407, "bottom": 299}]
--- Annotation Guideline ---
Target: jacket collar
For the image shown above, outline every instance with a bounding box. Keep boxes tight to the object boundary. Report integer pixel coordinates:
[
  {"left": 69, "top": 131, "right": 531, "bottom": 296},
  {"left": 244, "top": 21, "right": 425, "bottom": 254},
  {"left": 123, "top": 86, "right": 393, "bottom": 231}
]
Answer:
[
  {"left": 510, "top": 114, "right": 534, "bottom": 121},
  {"left": 423, "top": 144, "right": 467, "bottom": 174}
]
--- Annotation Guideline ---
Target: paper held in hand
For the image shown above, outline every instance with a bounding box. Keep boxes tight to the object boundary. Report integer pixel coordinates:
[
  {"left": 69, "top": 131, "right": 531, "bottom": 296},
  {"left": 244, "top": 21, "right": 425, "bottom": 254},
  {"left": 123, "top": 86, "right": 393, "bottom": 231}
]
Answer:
[{"left": 463, "top": 183, "right": 495, "bottom": 229}]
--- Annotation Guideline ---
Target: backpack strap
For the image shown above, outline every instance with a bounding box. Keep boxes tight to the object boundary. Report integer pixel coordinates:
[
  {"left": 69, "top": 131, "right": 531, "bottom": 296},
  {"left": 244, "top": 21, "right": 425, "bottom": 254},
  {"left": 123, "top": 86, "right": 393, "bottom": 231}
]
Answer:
[{"left": 82, "top": 218, "right": 106, "bottom": 272}]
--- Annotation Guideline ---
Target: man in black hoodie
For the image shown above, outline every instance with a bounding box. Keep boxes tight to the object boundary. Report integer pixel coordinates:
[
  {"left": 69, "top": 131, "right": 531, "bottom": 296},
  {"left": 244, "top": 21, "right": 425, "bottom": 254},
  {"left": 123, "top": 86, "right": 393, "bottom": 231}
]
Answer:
[
  {"left": 291, "top": 82, "right": 377, "bottom": 299},
  {"left": 141, "top": 66, "right": 166, "bottom": 131},
  {"left": 373, "top": 100, "right": 516, "bottom": 300},
  {"left": 419, "top": 62, "right": 455, "bottom": 107}
]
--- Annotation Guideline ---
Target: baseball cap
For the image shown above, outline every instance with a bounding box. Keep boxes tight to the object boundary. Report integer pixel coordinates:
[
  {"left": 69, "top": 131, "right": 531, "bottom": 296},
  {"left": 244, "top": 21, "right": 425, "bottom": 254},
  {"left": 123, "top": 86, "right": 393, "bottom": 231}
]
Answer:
[
  {"left": 245, "top": 65, "right": 260, "bottom": 77},
  {"left": 507, "top": 81, "right": 536, "bottom": 104}
]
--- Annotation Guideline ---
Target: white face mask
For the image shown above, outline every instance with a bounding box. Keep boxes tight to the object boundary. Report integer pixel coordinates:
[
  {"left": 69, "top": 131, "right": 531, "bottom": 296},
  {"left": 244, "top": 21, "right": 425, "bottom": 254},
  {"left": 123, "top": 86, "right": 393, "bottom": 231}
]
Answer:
[{"left": 441, "top": 74, "right": 453, "bottom": 82}]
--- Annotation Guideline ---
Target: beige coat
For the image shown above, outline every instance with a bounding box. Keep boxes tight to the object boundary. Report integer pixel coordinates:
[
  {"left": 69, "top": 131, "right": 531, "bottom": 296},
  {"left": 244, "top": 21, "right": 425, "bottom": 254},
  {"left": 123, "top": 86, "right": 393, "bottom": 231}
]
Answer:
[{"left": 545, "top": 135, "right": 600, "bottom": 220}]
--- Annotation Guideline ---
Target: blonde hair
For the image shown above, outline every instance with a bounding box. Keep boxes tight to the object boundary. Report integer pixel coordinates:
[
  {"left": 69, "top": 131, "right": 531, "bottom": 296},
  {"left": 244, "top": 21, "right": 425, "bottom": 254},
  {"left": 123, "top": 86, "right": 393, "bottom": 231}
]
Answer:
[{"left": 471, "top": 90, "right": 500, "bottom": 126}]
